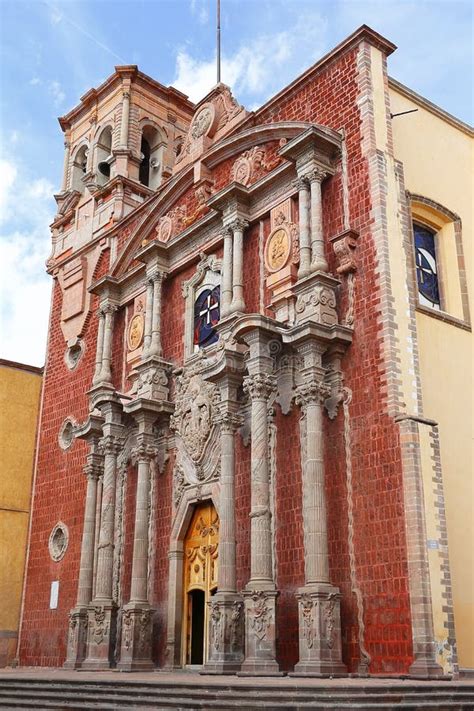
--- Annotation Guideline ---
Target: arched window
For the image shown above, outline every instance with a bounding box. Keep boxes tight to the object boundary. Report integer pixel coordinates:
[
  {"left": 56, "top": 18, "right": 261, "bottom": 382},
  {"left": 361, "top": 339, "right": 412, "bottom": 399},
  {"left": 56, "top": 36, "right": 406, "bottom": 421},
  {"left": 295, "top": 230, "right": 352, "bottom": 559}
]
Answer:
[
  {"left": 71, "top": 145, "right": 88, "bottom": 193},
  {"left": 413, "top": 223, "right": 440, "bottom": 310},
  {"left": 194, "top": 285, "right": 220, "bottom": 349},
  {"left": 409, "top": 194, "right": 470, "bottom": 325},
  {"left": 182, "top": 253, "right": 222, "bottom": 359},
  {"left": 139, "top": 124, "right": 163, "bottom": 190},
  {"left": 96, "top": 126, "right": 113, "bottom": 187}
]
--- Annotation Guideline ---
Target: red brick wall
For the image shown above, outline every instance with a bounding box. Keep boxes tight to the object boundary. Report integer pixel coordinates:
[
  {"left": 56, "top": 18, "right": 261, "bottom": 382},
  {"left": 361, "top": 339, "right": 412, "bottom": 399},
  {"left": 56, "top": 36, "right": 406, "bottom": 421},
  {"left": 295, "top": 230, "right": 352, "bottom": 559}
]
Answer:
[
  {"left": 274, "top": 405, "right": 305, "bottom": 671},
  {"left": 21, "top": 40, "right": 413, "bottom": 675},
  {"left": 19, "top": 251, "right": 108, "bottom": 666}
]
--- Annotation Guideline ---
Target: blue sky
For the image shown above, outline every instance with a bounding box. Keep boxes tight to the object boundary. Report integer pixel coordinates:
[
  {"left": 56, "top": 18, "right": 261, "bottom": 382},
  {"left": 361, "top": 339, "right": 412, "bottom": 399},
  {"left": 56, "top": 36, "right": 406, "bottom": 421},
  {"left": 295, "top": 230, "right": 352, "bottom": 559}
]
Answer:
[{"left": 0, "top": 0, "right": 472, "bottom": 366}]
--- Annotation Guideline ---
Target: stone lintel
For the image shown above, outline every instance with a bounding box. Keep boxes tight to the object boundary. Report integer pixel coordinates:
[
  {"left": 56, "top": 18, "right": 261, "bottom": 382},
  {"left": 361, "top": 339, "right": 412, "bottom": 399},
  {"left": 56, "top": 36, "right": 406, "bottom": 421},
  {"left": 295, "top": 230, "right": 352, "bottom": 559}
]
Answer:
[
  {"left": 279, "top": 126, "right": 341, "bottom": 173},
  {"left": 134, "top": 239, "right": 169, "bottom": 272},
  {"left": 88, "top": 275, "right": 121, "bottom": 302},
  {"left": 206, "top": 182, "right": 250, "bottom": 223}
]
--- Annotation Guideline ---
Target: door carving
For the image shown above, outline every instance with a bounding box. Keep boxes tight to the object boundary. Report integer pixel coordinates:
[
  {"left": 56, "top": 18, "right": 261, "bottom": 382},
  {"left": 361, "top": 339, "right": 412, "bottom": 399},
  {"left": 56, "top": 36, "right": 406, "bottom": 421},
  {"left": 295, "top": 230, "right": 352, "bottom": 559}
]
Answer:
[{"left": 183, "top": 501, "right": 219, "bottom": 665}]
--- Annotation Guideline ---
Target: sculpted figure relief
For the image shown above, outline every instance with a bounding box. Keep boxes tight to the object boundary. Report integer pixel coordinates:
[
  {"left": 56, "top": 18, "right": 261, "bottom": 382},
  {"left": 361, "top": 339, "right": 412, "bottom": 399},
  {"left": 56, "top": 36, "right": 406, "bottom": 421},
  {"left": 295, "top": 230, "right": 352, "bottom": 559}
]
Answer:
[{"left": 171, "top": 372, "right": 218, "bottom": 464}]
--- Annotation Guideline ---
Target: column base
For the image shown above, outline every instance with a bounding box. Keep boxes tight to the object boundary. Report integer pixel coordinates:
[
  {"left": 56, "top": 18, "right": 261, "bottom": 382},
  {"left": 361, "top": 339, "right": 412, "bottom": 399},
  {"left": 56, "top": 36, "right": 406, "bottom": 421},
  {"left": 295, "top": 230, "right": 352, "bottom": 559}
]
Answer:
[
  {"left": 239, "top": 589, "right": 283, "bottom": 677},
  {"left": 81, "top": 602, "right": 117, "bottom": 671},
  {"left": 202, "top": 594, "right": 244, "bottom": 675},
  {"left": 292, "top": 584, "right": 347, "bottom": 678},
  {"left": 408, "top": 657, "right": 445, "bottom": 679},
  {"left": 63, "top": 607, "right": 89, "bottom": 670},
  {"left": 117, "top": 603, "right": 155, "bottom": 672}
]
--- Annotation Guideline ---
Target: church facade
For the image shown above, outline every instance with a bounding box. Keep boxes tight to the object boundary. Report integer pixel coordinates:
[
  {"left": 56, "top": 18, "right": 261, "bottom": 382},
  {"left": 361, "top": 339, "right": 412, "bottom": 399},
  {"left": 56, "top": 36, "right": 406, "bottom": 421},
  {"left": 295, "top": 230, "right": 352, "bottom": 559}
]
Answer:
[{"left": 17, "top": 26, "right": 473, "bottom": 677}]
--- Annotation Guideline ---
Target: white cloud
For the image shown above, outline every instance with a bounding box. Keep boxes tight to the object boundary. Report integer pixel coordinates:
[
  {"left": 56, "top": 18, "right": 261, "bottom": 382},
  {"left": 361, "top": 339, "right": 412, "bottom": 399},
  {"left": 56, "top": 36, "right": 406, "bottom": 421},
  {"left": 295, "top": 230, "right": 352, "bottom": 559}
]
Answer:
[
  {"left": 173, "top": 10, "right": 328, "bottom": 105},
  {"left": 0, "top": 155, "right": 53, "bottom": 366},
  {"left": 190, "top": 0, "right": 209, "bottom": 25},
  {"left": 48, "top": 80, "right": 66, "bottom": 107}
]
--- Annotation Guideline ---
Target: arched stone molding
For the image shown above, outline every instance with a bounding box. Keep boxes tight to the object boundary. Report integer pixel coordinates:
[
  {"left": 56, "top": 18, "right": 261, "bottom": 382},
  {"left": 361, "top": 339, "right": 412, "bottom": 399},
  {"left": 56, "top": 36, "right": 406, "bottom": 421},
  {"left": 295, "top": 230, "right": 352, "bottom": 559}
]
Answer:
[
  {"left": 165, "top": 484, "right": 221, "bottom": 669},
  {"left": 70, "top": 140, "right": 89, "bottom": 192},
  {"left": 110, "top": 122, "right": 340, "bottom": 280},
  {"left": 202, "top": 121, "right": 341, "bottom": 169}
]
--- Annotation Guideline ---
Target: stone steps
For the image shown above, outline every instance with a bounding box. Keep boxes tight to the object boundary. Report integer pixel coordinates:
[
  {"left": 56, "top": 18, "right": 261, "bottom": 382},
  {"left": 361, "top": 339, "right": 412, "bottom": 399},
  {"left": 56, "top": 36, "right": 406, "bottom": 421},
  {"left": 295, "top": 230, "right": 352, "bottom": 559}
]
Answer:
[{"left": 0, "top": 676, "right": 473, "bottom": 710}]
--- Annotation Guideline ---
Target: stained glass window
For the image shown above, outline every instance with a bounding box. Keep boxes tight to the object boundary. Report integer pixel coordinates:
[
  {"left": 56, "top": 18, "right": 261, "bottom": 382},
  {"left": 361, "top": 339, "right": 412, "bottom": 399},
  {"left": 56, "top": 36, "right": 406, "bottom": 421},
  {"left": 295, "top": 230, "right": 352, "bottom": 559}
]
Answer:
[
  {"left": 194, "top": 286, "right": 220, "bottom": 349},
  {"left": 414, "top": 223, "right": 440, "bottom": 310}
]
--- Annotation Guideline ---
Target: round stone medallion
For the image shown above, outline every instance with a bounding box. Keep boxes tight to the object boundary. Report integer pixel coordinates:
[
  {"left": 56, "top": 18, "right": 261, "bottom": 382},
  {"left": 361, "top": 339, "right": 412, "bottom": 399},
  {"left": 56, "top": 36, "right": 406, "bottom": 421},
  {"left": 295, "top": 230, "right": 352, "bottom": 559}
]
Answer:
[
  {"left": 127, "top": 312, "right": 145, "bottom": 351},
  {"left": 264, "top": 225, "right": 291, "bottom": 273}
]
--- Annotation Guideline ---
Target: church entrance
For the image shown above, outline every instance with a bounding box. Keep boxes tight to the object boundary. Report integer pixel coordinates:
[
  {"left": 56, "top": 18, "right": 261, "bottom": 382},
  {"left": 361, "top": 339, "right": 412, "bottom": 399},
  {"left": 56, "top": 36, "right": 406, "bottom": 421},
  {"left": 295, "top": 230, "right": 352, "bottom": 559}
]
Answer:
[{"left": 182, "top": 502, "right": 219, "bottom": 666}]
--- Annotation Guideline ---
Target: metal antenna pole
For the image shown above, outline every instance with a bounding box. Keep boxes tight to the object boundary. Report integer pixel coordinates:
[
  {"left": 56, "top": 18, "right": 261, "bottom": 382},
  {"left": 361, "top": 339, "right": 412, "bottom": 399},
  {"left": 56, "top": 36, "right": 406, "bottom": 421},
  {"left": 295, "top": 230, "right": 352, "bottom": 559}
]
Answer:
[{"left": 217, "top": 0, "right": 221, "bottom": 84}]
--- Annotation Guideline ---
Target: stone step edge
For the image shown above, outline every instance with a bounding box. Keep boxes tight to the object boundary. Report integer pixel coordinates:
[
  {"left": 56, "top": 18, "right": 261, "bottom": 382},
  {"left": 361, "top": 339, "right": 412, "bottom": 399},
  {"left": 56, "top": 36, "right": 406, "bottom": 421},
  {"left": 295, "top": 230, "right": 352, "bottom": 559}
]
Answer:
[{"left": 0, "top": 698, "right": 472, "bottom": 711}]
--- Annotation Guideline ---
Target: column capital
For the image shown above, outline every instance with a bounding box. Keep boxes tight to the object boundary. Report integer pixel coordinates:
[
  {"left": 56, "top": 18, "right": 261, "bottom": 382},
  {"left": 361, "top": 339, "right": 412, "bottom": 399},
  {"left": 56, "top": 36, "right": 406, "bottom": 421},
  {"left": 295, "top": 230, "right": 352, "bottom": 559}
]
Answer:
[
  {"left": 83, "top": 462, "right": 102, "bottom": 481},
  {"left": 243, "top": 372, "right": 276, "bottom": 402},
  {"left": 131, "top": 438, "right": 158, "bottom": 463},
  {"left": 228, "top": 217, "right": 249, "bottom": 233},
  {"left": 307, "top": 167, "right": 329, "bottom": 184},
  {"left": 296, "top": 380, "right": 331, "bottom": 408},
  {"left": 292, "top": 176, "right": 310, "bottom": 191},
  {"left": 99, "top": 434, "right": 122, "bottom": 457},
  {"left": 99, "top": 302, "right": 118, "bottom": 318},
  {"left": 213, "top": 410, "right": 244, "bottom": 433},
  {"left": 148, "top": 269, "right": 167, "bottom": 284}
]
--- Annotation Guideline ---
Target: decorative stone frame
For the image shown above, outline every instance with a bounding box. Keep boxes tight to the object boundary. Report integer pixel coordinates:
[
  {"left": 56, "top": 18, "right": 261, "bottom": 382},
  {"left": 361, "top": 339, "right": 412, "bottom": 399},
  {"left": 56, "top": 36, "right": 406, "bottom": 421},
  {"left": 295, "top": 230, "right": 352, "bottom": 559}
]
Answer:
[
  {"left": 407, "top": 193, "right": 471, "bottom": 330},
  {"left": 48, "top": 521, "right": 69, "bottom": 562},
  {"left": 64, "top": 339, "right": 85, "bottom": 371},
  {"left": 165, "top": 484, "right": 220, "bottom": 669},
  {"left": 58, "top": 417, "right": 77, "bottom": 451},
  {"left": 181, "top": 253, "right": 222, "bottom": 360}
]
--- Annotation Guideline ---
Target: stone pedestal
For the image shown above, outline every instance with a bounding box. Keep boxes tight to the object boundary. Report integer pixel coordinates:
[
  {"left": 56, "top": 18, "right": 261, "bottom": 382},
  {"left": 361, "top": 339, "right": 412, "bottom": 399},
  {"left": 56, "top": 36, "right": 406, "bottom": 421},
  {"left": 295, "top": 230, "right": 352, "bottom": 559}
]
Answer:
[
  {"left": 63, "top": 607, "right": 89, "bottom": 669},
  {"left": 292, "top": 586, "right": 347, "bottom": 677},
  {"left": 118, "top": 604, "right": 155, "bottom": 672},
  {"left": 239, "top": 590, "right": 281, "bottom": 676},
  {"left": 293, "top": 272, "right": 339, "bottom": 327},
  {"left": 203, "top": 594, "right": 244, "bottom": 674},
  {"left": 82, "top": 603, "right": 117, "bottom": 670}
]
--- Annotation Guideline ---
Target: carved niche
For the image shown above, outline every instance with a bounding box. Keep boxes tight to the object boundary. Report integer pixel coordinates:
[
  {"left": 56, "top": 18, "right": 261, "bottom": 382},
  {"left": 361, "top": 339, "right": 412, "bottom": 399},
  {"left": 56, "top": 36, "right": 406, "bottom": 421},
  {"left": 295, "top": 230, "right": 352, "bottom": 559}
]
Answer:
[{"left": 170, "top": 368, "right": 220, "bottom": 490}]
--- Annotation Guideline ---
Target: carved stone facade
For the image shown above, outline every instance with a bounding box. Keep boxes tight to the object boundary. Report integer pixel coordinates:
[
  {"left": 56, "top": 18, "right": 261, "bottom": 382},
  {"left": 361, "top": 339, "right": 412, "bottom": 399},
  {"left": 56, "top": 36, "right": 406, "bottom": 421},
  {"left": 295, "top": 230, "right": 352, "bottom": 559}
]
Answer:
[{"left": 19, "top": 26, "right": 465, "bottom": 681}]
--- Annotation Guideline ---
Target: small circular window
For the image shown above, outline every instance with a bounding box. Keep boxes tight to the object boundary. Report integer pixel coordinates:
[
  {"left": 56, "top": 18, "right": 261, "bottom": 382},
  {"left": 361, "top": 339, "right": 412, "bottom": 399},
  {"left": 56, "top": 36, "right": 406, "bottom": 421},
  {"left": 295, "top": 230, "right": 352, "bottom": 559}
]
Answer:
[
  {"left": 58, "top": 418, "right": 76, "bottom": 450},
  {"left": 48, "top": 522, "right": 69, "bottom": 562}
]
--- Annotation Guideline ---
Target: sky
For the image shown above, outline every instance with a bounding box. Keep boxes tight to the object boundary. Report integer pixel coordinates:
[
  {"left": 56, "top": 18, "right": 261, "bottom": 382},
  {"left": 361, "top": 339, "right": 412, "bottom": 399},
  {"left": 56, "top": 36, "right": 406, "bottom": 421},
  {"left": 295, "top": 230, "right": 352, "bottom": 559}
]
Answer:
[{"left": 0, "top": 0, "right": 472, "bottom": 367}]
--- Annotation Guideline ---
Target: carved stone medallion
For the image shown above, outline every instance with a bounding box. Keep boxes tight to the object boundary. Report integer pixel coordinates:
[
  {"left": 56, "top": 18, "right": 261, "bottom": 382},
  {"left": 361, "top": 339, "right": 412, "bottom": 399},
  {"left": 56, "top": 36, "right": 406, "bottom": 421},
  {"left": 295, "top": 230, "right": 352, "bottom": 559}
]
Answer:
[
  {"left": 127, "top": 312, "right": 144, "bottom": 351},
  {"left": 265, "top": 225, "right": 291, "bottom": 273}
]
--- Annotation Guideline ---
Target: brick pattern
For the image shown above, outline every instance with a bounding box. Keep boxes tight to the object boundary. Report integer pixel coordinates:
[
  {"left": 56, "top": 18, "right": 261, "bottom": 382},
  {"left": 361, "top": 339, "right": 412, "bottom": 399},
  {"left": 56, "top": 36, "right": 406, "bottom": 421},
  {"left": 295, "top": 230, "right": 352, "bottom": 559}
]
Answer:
[
  {"left": 19, "top": 252, "right": 109, "bottom": 666},
  {"left": 274, "top": 405, "right": 304, "bottom": 672},
  {"left": 428, "top": 426, "right": 458, "bottom": 676},
  {"left": 21, "top": 38, "right": 421, "bottom": 676}
]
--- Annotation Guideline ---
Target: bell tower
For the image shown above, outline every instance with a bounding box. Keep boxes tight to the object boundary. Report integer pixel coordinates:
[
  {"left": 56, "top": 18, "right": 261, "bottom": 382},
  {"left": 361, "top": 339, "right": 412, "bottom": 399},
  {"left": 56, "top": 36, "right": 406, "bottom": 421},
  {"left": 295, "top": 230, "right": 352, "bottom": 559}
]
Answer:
[{"left": 51, "top": 65, "right": 195, "bottom": 261}]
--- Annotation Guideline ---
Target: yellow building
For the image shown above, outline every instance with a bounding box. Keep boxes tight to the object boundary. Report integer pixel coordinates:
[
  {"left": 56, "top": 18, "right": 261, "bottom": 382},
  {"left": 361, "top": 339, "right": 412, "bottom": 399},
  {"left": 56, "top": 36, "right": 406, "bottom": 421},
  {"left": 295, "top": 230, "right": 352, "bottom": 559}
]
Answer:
[
  {"left": 389, "top": 80, "right": 473, "bottom": 673},
  {"left": 0, "top": 359, "right": 43, "bottom": 667}
]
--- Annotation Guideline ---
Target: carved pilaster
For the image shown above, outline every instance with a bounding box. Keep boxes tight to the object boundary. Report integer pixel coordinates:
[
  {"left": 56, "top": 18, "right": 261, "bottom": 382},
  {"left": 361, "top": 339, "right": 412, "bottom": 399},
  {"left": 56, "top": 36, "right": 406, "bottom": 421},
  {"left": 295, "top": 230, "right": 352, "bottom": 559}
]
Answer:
[
  {"left": 240, "top": 365, "right": 281, "bottom": 675},
  {"left": 293, "top": 176, "right": 311, "bottom": 279},
  {"left": 307, "top": 168, "right": 329, "bottom": 273},
  {"left": 229, "top": 218, "right": 248, "bottom": 314}
]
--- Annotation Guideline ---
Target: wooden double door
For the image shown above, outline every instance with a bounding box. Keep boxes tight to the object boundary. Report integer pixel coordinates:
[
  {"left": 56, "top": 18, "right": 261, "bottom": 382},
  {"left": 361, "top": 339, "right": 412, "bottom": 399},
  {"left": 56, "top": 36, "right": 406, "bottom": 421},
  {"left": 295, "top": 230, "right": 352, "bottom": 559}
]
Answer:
[{"left": 183, "top": 502, "right": 219, "bottom": 666}]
